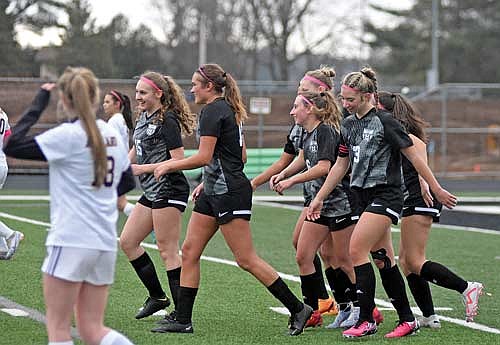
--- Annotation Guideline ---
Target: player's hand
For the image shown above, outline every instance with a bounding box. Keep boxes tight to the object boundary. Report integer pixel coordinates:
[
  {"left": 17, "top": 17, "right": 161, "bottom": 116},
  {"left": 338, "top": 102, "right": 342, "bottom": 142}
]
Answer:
[
  {"left": 191, "top": 182, "right": 204, "bottom": 201},
  {"left": 269, "top": 172, "right": 285, "bottom": 191},
  {"left": 420, "top": 180, "right": 433, "bottom": 207},
  {"left": 154, "top": 163, "right": 170, "bottom": 181},
  {"left": 273, "top": 179, "right": 294, "bottom": 194},
  {"left": 306, "top": 198, "right": 323, "bottom": 220},
  {"left": 41, "top": 83, "right": 56, "bottom": 91},
  {"left": 435, "top": 187, "right": 457, "bottom": 209}
]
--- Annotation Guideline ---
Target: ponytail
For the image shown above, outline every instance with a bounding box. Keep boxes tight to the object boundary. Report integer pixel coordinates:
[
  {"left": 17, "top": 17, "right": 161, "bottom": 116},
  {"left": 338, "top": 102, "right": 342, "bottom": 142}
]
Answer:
[
  {"left": 196, "top": 64, "right": 248, "bottom": 124},
  {"left": 58, "top": 67, "right": 107, "bottom": 187},
  {"left": 298, "top": 91, "right": 343, "bottom": 131}
]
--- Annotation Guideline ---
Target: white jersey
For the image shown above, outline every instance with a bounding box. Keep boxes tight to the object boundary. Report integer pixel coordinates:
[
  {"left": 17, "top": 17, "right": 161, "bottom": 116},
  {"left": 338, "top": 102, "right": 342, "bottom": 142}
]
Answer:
[
  {"left": 0, "top": 108, "right": 11, "bottom": 166},
  {"left": 35, "top": 119, "right": 130, "bottom": 251},
  {"left": 107, "top": 113, "right": 130, "bottom": 149}
]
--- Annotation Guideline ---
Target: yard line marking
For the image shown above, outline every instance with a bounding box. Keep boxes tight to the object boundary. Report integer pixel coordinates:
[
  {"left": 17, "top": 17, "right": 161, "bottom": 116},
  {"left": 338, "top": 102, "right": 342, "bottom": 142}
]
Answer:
[
  {"left": 0, "top": 296, "right": 80, "bottom": 339},
  {"left": 2, "top": 211, "right": 500, "bottom": 334}
]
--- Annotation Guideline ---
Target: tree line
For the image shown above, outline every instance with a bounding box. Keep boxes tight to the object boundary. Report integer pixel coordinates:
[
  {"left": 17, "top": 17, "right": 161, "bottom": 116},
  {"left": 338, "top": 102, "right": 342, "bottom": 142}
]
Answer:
[{"left": 2, "top": 0, "right": 500, "bottom": 84}]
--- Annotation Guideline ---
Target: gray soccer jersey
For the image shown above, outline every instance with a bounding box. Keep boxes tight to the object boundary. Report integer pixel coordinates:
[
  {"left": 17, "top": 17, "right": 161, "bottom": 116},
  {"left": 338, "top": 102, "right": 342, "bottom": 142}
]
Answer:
[
  {"left": 133, "top": 110, "right": 189, "bottom": 201},
  {"left": 339, "top": 109, "right": 413, "bottom": 189},
  {"left": 302, "top": 123, "right": 351, "bottom": 217}
]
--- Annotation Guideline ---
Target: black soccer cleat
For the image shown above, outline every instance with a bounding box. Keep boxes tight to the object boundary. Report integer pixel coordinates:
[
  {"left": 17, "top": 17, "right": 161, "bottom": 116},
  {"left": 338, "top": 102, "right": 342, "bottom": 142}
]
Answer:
[
  {"left": 135, "top": 296, "right": 171, "bottom": 319},
  {"left": 151, "top": 319, "right": 194, "bottom": 334},
  {"left": 288, "top": 303, "right": 313, "bottom": 336},
  {"left": 156, "top": 310, "right": 177, "bottom": 325}
]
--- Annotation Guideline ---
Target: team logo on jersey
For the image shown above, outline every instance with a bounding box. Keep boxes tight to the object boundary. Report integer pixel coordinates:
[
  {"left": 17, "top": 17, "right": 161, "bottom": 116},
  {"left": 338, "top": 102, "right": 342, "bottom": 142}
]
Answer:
[
  {"left": 146, "top": 124, "right": 157, "bottom": 135},
  {"left": 309, "top": 142, "right": 318, "bottom": 153},
  {"left": 363, "top": 129, "right": 374, "bottom": 140}
]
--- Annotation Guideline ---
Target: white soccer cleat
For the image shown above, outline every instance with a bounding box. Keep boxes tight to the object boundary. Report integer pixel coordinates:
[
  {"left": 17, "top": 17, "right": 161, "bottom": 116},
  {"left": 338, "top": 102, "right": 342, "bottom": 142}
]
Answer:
[
  {"left": 4, "top": 231, "right": 24, "bottom": 260},
  {"left": 462, "top": 281, "right": 483, "bottom": 322},
  {"left": 340, "top": 306, "right": 360, "bottom": 328},
  {"left": 418, "top": 314, "right": 441, "bottom": 329}
]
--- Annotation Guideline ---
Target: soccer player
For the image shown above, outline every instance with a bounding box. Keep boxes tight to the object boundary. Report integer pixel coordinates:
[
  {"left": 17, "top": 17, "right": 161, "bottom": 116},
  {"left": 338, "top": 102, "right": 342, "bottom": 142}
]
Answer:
[
  {"left": 151, "top": 63, "right": 312, "bottom": 335},
  {"left": 271, "top": 90, "right": 358, "bottom": 328},
  {"left": 103, "top": 89, "right": 135, "bottom": 216},
  {"left": 0, "top": 107, "right": 23, "bottom": 260},
  {"left": 4, "top": 67, "right": 135, "bottom": 345},
  {"left": 308, "top": 67, "right": 457, "bottom": 338},
  {"left": 119, "top": 72, "right": 197, "bottom": 320},
  {"left": 377, "top": 91, "right": 483, "bottom": 325},
  {"left": 252, "top": 67, "right": 339, "bottom": 317}
]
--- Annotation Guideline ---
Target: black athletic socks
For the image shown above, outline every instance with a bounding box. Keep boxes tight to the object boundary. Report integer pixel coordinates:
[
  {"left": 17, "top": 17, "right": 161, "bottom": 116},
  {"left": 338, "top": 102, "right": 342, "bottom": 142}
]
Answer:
[
  {"left": 176, "top": 286, "right": 198, "bottom": 324},
  {"left": 407, "top": 273, "right": 435, "bottom": 317},
  {"left": 313, "top": 254, "right": 329, "bottom": 299},
  {"left": 267, "top": 277, "right": 303, "bottom": 314},
  {"left": 167, "top": 266, "right": 181, "bottom": 308},
  {"left": 379, "top": 265, "right": 414, "bottom": 322},
  {"left": 299, "top": 273, "right": 320, "bottom": 310},
  {"left": 420, "top": 260, "right": 469, "bottom": 293},
  {"left": 354, "top": 263, "right": 376, "bottom": 322},
  {"left": 130, "top": 252, "right": 165, "bottom": 299}
]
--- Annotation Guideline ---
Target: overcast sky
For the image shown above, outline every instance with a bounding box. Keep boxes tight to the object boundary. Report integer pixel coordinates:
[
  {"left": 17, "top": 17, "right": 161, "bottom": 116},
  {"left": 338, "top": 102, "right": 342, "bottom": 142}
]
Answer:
[{"left": 16, "top": 0, "right": 413, "bottom": 50}]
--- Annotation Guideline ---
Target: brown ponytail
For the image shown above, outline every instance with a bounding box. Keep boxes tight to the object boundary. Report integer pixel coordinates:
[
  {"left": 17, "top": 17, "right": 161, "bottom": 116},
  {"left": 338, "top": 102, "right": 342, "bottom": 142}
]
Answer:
[{"left": 58, "top": 67, "right": 107, "bottom": 187}]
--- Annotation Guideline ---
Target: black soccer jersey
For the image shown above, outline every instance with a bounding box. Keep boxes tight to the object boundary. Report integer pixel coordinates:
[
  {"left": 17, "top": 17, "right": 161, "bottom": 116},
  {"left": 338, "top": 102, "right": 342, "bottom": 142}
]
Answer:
[
  {"left": 133, "top": 110, "right": 189, "bottom": 200},
  {"left": 198, "top": 98, "right": 248, "bottom": 195},
  {"left": 302, "top": 123, "right": 351, "bottom": 217},
  {"left": 283, "top": 124, "right": 304, "bottom": 156},
  {"left": 339, "top": 108, "right": 413, "bottom": 189}
]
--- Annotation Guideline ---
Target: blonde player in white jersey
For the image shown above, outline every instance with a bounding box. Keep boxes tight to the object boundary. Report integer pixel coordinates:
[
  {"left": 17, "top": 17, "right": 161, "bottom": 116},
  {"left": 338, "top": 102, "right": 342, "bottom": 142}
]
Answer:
[
  {"left": 4, "top": 67, "right": 136, "bottom": 345},
  {"left": 0, "top": 107, "right": 24, "bottom": 260},
  {"left": 103, "top": 89, "right": 135, "bottom": 216}
]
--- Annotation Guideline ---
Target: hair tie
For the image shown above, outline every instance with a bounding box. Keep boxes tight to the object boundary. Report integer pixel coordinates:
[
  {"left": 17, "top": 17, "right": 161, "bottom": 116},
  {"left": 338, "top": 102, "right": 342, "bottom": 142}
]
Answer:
[
  {"left": 319, "top": 92, "right": 325, "bottom": 97},
  {"left": 222, "top": 72, "right": 227, "bottom": 78}
]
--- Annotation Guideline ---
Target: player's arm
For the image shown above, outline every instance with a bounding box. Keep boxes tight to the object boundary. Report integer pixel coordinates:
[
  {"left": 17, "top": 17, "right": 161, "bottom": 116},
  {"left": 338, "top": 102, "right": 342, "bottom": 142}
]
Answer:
[
  {"left": 117, "top": 166, "right": 136, "bottom": 196},
  {"left": 251, "top": 152, "right": 295, "bottom": 190},
  {"left": 4, "top": 84, "right": 55, "bottom": 160}
]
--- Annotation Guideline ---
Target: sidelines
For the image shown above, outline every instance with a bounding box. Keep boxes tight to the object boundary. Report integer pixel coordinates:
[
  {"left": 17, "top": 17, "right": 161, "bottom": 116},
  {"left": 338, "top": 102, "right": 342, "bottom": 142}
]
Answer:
[{"left": 0, "top": 210, "right": 499, "bottom": 334}]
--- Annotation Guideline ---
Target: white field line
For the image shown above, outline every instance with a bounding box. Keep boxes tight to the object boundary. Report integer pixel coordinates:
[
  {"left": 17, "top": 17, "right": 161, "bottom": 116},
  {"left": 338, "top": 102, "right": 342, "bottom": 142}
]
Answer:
[{"left": 1, "top": 211, "right": 500, "bottom": 334}]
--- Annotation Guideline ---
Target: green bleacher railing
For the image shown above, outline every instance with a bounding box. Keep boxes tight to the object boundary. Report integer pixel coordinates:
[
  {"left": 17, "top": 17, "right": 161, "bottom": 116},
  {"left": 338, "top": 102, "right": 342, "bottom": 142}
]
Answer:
[{"left": 184, "top": 148, "right": 283, "bottom": 179}]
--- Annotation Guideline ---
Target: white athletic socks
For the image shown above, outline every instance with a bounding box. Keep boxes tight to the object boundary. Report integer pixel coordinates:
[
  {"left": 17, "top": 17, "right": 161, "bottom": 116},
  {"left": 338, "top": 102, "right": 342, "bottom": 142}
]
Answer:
[
  {"left": 48, "top": 341, "right": 74, "bottom": 345},
  {"left": 100, "top": 330, "right": 134, "bottom": 345},
  {"left": 123, "top": 203, "right": 135, "bottom": 216}
]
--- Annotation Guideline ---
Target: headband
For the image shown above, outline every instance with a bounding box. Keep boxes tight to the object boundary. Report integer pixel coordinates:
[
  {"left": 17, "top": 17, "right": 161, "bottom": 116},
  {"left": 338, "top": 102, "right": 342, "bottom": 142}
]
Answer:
[
  {"left": 197, "top": 66, "right": 216, "bottom": 85},
  {"left": 110, "top": 90, "right": 122, "bottom": 105},
  {"left": 299, "top": 94, "right": 314, "bottom": 107},
  {"left": 140, "top": 76, "right": 162, "bottom": 92},
  {"left": 303, "top": 75, "right": 331, "bottom": 90}
]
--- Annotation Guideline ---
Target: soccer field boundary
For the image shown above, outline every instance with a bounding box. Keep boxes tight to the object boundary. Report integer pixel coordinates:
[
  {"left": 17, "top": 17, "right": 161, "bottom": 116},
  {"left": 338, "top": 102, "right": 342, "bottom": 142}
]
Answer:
[{"left": 0, "top": 211, "right": 499, "bottom": 335}]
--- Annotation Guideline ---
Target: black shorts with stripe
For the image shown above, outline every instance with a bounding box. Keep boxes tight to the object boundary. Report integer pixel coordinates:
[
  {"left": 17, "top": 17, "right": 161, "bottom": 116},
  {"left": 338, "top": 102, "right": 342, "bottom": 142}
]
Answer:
[
  {"left": 403, "top": 193, "right": 442, "bottom": 222},
  {"left": 138, "top": 193, "right": 188, "bottom": 212},
  {"left": 193, "top": 183, "right": 252, "bottom": 225},
  {"left": 352, "top": 185, "right": 404, "bottom": 225}
]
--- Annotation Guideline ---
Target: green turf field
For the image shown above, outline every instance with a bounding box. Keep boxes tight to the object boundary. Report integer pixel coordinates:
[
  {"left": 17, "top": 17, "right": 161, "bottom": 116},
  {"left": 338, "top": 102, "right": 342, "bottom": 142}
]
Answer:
[{"left": 0, "top": 197, "right": 499, "bottom": 344}]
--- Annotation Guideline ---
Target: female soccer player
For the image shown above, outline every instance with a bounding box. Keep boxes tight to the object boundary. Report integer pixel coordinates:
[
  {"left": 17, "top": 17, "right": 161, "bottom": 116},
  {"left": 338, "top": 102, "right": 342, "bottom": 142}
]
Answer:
[
  {"left": 0, "top": 107, "right": 23, "bottom": 260},
  {"left": 103, "top": 89, "right": 135, "bottom": 216},
  {"left": 271, "top": 90, "right": 358, "bottom": 328},
  {"left": 151, "top": 63, "right": 312, "bottom": 335},
  {"left": 119, "top": 71, "right": 197, "bottom": 320},
  {"left": 378, "top": 91, "right": 483, "bottom": 325},
  {"left": 252, "top": 67, "right": 339, "bottom": 317},
  {"left": 308, "top": 67, "right": 457, "bottom": 339},
  {"left": 5, "top": 67, "right": 135, "bottom": 345}
]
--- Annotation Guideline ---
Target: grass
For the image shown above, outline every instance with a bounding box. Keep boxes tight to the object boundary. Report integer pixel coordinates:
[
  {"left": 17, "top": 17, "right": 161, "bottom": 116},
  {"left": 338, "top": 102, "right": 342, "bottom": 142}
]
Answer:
[{"left": 0, "top": 195, "right": 499, "bottom": 345}]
